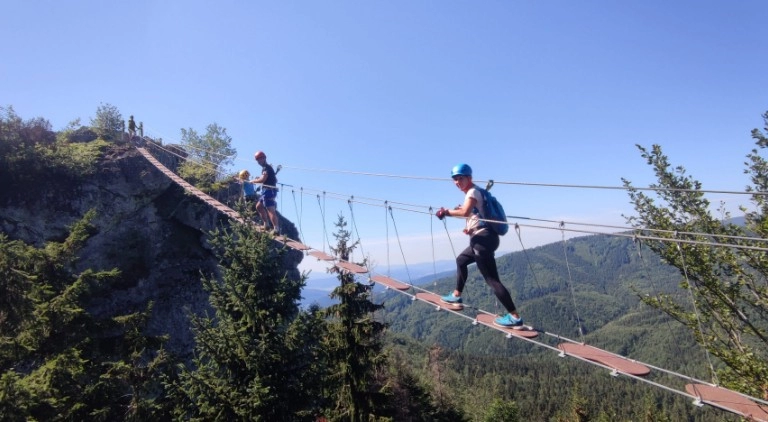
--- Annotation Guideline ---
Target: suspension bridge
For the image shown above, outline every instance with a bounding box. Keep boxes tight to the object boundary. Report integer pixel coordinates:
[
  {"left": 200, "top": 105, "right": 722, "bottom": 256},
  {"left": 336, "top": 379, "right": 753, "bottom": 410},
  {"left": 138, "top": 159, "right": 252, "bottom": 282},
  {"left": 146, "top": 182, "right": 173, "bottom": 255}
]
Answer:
[{"left": 135, "top": 140, "right": 768, "bottom": 421}]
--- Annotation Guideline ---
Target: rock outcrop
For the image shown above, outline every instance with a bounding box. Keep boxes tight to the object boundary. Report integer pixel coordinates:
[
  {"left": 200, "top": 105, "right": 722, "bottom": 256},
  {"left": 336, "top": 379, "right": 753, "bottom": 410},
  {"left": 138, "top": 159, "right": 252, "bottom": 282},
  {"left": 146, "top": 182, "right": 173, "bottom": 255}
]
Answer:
[{"left": 0, "top": 144, "right": 302, "bottom": 357}]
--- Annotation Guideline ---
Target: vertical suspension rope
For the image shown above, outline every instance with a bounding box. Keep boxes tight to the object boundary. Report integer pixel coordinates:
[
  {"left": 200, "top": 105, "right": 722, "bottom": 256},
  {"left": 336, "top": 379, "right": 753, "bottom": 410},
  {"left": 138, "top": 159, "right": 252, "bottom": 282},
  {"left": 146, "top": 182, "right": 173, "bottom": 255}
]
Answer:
[
  {"left": 348, "top": 198, "right": 367, "bottom": 265},
  {"left": 317, "top": 193, "right": 330, "bottom": 254},
  {"left": 291, "top": 188, "right": 305, "bottom": 243},
  {"left": 430, "top": 207, "right": 437, "bottom": 285},
  {"left": 440, "top": 214, "right": 466, "bottom": 304},
  {"left": 384, "top": 201, "right": 390, "bottom": 276},
  {"left": 561, "top": 222, "right": 585, "bottom": 343},
  {"left": 442, "top": 217, "right": 458, "bottom": 259},
  {"left": 514, "top": 224, "right": 543, "bottom": 291},
  {"left": 388, "top": 206, "right": 413, "bottom": 285},
  {"left": 436, "top": 215, "right": 464, "bottom": 303},
  {"left": 675, "top": 240, "right": 719, "bottom": 385},
  {"left": 632, "top": 236, "right": 688, "bottom": 368}
]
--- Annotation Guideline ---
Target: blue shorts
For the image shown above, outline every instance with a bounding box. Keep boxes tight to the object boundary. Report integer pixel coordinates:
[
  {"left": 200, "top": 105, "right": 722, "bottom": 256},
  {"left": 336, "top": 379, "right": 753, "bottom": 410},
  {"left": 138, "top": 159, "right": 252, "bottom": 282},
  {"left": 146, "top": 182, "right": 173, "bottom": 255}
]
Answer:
[{"left": 259, "top": 189, "right": 277, "bottom": 208}]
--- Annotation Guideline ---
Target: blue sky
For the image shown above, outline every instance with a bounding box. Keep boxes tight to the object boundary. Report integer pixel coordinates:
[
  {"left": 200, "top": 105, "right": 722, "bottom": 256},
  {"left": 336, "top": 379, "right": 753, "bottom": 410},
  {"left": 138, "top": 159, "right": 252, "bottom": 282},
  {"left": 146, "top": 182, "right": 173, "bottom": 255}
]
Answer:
[{"left": 3, "top": 1, "right": 767, "bottom": 279}]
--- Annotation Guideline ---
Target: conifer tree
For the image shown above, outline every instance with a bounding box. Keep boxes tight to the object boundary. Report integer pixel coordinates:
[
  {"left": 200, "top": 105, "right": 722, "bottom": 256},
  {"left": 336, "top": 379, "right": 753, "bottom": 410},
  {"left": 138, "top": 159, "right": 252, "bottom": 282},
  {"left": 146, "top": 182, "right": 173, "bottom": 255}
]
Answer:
[
  {"left": 482, "top": 398, "right": 519, "bottom": 422},
  {"left": 321, "top": 214, "right": 390, "bottom": 421},
  {"left": 623, "top": 111, "right": 768, "bottom": 398},
  {"left": 553, "top": 387, "right": 590, "bottom": 422},
  {"left": 170, "top": 221, "right": 325, "bottom": 421},
  {"left": 0, "top": 211, "right": 171, "bottom": 421}
]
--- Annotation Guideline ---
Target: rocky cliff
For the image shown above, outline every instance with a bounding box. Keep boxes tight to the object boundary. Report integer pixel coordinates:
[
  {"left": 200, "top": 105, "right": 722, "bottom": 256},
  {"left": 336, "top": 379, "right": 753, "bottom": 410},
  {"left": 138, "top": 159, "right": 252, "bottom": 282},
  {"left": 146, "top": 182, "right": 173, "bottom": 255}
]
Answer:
[{"left": 0, "top": 143, "right": 302, "bottom": 356}]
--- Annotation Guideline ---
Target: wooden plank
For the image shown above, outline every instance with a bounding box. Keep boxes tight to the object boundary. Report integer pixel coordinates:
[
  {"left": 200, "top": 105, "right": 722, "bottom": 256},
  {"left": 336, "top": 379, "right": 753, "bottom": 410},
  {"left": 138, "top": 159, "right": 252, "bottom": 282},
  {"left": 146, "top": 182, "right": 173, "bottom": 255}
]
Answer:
[
  {"left": 253, "top": 224, "right": 269, "bottom": 233},
  {"left": 138, "top": 148, "right": 246, "bottom": 225},
  {"left": 415, "top": 292, "right": 464, "bottom": 311},
  {"left": 271, "top": 236, "right": 289, "bottom": 246},
  {"left": 370, "top": 275, "right": 410, "bottom": 291},
  {"left": 336, "top": 260, "right": 368, "bottom": 274},
  {"left": 474, "top": 313, "right": 538, "bottom": 338},
  {"left": 686, "top": 384, "right": 768, "bottom": 422},
  {"left": 309, "top": 250, "right": 335, "bottom": 261},
  {"left": 558, "top": 343, "right": 650, "bottom": 376},
  {"left": 284, "top": 239, "right": 311, "bottom": 251}
]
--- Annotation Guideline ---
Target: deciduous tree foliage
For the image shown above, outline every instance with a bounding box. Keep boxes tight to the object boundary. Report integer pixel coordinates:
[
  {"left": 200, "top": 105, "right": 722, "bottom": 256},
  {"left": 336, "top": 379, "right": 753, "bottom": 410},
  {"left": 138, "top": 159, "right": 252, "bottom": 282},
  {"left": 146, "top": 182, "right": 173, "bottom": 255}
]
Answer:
[
  {"left": 622, "top": 111, "right": 768, "bottom": 399},
  {"left": 178, "top": 123, "right": 236, "bottom": 189},
  {"left": 90, "top": 103, "right": 123, "bottom": 141}
]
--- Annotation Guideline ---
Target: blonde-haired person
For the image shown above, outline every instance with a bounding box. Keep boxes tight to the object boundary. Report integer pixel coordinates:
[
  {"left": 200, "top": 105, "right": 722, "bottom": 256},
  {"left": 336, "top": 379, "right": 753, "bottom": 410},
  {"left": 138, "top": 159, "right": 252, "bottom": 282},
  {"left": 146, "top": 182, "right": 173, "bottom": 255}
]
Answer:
[{"left": 234, "top": 169, "right": 258, "bottom": 207}]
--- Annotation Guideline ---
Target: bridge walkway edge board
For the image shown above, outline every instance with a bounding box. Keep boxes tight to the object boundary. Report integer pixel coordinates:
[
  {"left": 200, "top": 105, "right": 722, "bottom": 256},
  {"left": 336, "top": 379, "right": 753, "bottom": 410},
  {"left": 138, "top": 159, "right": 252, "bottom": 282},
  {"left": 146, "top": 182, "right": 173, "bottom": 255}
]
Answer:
[
  {"left": 370, "top": 274, "right": 410, "bottom": 291},
  {"left": 685, "top": 384, "right": 768, "bottom": 422},
  {"left": 557, "top": 343, "right": 651, "bottom": 377},
  {"left": 335, "top": 260, "right": 368, "bottom": 274},
  {"left": 285, "top": 239, "right": 311, "bottom": 251},
  {"left": 415, "top": 292, "right": 465, "bottom": 312},
  {"left": 473, "top": 313, "right": 538, "bottom": 339},
  {"left": 308, "top": 250, "right": 335, "bottom": 261}
]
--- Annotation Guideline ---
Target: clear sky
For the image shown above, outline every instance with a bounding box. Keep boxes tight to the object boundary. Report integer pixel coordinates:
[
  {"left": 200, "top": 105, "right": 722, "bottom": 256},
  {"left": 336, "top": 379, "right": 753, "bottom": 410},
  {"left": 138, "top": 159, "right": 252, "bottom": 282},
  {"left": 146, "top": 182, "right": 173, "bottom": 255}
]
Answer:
[{"left": 3, "top": 1, "right": 767, "bottom": 279}]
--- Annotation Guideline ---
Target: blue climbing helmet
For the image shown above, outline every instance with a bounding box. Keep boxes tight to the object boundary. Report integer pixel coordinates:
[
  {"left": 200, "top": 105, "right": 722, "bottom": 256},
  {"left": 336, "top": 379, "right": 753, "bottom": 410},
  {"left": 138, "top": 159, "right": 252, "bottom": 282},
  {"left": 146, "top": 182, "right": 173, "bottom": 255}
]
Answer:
[{"left": 451, "top": 163, "right": 472, "bottom": 178}]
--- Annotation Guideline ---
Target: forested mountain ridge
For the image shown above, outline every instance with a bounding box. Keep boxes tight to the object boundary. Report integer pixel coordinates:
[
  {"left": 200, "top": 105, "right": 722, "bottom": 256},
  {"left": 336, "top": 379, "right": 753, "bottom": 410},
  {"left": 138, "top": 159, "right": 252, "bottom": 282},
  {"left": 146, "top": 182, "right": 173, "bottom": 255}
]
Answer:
[{"left": 378, "top": 234, "right": 735, "bottom": 420}]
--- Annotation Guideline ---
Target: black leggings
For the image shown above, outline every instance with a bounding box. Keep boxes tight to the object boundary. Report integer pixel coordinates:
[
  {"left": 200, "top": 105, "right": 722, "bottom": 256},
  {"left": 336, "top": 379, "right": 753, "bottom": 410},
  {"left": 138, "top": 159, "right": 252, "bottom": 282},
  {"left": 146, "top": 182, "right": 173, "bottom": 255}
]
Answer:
[{"left": 455, "top": 229, "right": 517, "bottom": 313}]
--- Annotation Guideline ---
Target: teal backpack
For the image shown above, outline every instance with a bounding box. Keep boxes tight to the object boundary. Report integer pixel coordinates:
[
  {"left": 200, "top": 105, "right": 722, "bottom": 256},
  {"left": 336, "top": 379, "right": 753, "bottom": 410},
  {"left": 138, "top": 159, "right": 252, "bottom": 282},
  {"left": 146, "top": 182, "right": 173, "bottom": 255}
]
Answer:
[{"left": 476, "top": 181, "right": 509, "bottom": 236}]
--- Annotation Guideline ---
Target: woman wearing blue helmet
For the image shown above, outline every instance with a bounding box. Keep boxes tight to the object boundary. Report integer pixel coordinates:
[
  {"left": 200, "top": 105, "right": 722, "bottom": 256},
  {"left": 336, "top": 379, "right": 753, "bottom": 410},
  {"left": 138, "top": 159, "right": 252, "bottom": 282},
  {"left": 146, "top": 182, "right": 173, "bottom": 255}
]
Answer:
[{"left": 435, "top": 163, "right": 523, "bottom": 328}]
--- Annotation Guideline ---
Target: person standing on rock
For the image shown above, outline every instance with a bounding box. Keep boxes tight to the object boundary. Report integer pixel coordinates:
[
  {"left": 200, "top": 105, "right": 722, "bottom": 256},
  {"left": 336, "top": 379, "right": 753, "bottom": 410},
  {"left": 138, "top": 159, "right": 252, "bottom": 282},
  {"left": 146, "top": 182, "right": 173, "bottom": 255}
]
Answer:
[
  {"left": 234, "top": 169, "right": 258, "bottom": 211},
  {"left": 128, "top": 115, "right": 137, "bottom": 138}
]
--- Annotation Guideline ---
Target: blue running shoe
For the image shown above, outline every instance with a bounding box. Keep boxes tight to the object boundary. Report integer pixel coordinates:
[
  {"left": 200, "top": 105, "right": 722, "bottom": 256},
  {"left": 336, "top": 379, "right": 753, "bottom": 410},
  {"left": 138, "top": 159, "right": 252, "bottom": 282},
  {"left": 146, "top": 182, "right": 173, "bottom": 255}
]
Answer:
[
  {"left": 440, "top": 293, "right": 463, "bottom": 304},
  {"left": 494, "top": 313, "right": 523, "bottom": 327}
]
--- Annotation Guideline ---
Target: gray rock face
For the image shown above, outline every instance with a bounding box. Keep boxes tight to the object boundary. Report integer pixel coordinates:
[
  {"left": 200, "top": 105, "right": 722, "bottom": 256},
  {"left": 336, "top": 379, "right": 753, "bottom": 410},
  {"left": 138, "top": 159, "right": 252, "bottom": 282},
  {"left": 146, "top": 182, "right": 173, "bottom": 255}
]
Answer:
[{"left": 0, "top": 144, "right": 302, "bottom": 357}]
